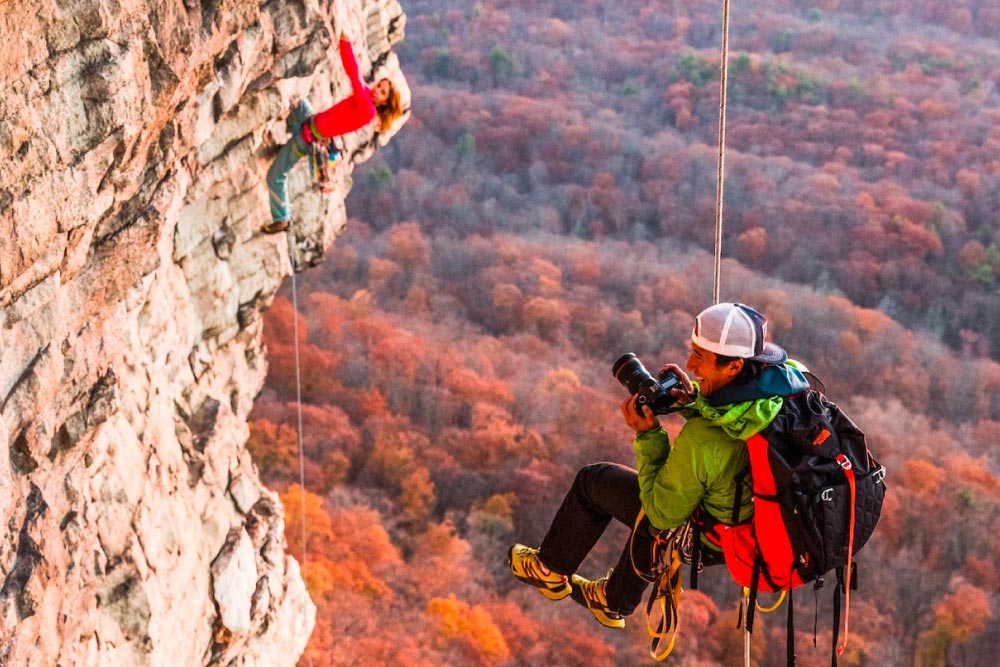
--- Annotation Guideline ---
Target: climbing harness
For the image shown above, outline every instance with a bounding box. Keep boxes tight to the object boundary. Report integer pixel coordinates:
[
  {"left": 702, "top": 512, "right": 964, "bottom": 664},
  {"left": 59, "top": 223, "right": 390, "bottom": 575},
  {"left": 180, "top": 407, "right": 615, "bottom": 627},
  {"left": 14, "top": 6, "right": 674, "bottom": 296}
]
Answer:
[{"left": 285, "top": 220, "right": 316, "bottom": 667}]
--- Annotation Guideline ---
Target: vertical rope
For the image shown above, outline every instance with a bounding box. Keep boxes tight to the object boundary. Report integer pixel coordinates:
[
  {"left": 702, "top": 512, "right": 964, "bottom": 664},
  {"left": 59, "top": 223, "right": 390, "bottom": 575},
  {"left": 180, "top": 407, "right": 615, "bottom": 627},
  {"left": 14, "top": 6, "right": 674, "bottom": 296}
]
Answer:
[
  {"left": 743, "top": 591, "right": 752, "bottom": 667},
  {"left": 713, "top": 0, "right": 732, "bottom": 305},
  {"left": 286, "top": 223, "right": 315, "bottom": 667},
  {"left": 716, "top": 5, "right": 745, "bottom": 661}
]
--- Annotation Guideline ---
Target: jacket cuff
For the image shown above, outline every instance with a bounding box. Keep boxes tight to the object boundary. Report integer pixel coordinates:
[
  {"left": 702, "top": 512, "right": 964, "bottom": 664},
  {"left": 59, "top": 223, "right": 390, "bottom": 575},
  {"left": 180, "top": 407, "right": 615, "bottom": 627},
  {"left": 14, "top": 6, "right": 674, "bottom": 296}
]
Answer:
[{"left": 633, "top": 426, "right": 669, "bottom": 456}]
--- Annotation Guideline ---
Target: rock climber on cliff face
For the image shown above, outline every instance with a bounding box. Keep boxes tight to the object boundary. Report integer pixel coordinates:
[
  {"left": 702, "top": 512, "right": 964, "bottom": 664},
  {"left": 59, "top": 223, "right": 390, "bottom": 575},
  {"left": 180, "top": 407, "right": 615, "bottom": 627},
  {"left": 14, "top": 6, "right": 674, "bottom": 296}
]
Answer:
[{"left": 262, "top": 31, "right": 404, "bottom": 235}]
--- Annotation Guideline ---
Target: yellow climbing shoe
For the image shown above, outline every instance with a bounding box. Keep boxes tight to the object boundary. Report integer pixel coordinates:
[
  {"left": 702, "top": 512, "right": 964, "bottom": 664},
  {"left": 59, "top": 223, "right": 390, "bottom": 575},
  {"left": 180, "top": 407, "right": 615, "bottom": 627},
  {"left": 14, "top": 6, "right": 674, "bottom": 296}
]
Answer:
[
  {"left": 507, "top": 544, "right": 572, "bottom": 600},
  {"left": 570, "top": 573, "right": 625, "bottom": 629}
]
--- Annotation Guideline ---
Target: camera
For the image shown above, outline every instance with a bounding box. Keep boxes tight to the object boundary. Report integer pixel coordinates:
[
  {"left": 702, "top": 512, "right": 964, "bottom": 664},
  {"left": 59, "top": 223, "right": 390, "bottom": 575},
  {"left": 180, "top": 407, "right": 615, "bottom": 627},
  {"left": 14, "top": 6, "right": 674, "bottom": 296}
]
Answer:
[{"left": 612, "top": 353, "right": 682, "bottom": 415}]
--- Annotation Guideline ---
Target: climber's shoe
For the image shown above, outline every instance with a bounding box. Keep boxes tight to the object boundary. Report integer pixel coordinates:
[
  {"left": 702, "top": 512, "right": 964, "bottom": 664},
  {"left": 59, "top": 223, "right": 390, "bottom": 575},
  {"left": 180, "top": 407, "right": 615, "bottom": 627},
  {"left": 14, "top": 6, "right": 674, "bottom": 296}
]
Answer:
[
  {"left": 507, "top": 543, "right": 572, "bottom": 600},
  {"left": 262, "top": 219, "right": 290, "bottom": 234},
  {"left": 570, "top": 573, "right": 625, "bottom": 629}
]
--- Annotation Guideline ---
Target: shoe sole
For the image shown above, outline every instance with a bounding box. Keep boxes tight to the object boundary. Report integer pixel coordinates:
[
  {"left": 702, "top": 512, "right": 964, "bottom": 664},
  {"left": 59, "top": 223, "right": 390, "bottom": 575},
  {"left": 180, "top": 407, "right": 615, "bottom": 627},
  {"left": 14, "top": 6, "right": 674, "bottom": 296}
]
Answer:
[
  {"left": 507, "top": 545, "right": 572, "bottom": 600},
  {"left": 262, "top": 221, "right": 290, "bottom": 234}
]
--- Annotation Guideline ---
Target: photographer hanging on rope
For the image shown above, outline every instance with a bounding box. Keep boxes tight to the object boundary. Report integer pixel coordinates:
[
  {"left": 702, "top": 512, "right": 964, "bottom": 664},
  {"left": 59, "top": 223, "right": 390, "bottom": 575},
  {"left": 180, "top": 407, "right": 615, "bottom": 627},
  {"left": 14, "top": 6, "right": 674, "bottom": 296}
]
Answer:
[{"left": 508, "top": 303, "right": 810, "bottom": 632}]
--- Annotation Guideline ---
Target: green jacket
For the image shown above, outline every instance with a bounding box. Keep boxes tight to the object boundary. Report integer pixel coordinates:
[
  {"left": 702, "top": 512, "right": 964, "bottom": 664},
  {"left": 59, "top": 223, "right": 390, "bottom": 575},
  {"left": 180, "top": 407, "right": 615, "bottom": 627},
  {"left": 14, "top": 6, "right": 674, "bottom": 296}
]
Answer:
[{"left": 633, "top": 364, "right": 809, "bottom": 531}]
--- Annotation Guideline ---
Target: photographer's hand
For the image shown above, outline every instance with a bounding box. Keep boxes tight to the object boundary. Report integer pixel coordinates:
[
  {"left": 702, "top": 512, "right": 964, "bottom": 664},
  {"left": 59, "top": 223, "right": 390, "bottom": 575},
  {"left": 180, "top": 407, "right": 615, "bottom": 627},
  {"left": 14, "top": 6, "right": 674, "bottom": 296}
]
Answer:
[
  {"left": 621, "top": 395, "right": 660, "bottom": 433},
  {"left": 660, "top": 363, "right": 695, "bottom": 405}
]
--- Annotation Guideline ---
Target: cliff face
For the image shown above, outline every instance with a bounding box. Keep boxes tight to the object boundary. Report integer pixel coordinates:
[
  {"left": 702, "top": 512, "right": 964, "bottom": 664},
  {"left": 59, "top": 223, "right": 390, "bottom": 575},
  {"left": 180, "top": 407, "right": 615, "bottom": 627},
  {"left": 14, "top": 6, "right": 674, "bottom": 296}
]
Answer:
[{"left": 0, "top": 0, "right": 407, "bottom": 664}]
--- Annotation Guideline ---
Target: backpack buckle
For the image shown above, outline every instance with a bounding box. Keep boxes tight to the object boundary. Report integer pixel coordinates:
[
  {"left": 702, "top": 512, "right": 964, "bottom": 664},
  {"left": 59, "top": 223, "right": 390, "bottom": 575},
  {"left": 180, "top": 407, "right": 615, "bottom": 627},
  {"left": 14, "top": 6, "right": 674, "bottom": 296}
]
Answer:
[
  {"left": 820, "top": 488, "right": 834, "bottom": 502},
  {"left": 872, "top": 466, "right": 886, "bottom": 484}
]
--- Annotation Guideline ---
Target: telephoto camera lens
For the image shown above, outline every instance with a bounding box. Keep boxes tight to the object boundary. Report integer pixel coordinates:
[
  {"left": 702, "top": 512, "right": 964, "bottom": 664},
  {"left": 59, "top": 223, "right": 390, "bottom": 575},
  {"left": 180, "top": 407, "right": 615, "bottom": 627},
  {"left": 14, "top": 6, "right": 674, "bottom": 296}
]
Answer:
[
  {"left": 612, "top": 353, "right": 654, "bottom": 397},
  {"left": 612, "top": 353, "right": 681, "bottom": 415}
]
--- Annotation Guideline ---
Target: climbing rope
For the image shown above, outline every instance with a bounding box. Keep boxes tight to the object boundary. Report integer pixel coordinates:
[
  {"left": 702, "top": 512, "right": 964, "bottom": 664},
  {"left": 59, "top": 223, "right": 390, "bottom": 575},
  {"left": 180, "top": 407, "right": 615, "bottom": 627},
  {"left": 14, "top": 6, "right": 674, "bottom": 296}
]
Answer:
[
  {"left": 743, "top": 591, "right": 751, "bottom": 667},
  {"left": 285, "top": 222, "right": 316, "bottom": 667},
  {"left": 715, "top": 6, "right": 752, "bottom": 665},
  {"left": 713, "top": 0, "right": 732, "bottom": 305}
]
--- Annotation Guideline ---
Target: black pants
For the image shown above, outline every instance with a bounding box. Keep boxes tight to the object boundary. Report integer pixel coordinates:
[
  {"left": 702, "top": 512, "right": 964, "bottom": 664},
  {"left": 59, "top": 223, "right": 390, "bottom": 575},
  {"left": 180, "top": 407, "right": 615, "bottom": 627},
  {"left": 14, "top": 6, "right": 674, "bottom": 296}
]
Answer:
[{"left": 538, "top": 462, "right": 655, "bottom": 616}]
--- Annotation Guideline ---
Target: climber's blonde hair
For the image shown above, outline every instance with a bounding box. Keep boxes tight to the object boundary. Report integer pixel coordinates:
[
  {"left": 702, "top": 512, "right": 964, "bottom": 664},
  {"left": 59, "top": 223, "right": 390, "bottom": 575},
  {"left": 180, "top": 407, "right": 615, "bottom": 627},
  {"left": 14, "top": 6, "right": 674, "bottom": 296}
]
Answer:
[{"left": 376, "top": 79, "right": 403, "bottom": 132}]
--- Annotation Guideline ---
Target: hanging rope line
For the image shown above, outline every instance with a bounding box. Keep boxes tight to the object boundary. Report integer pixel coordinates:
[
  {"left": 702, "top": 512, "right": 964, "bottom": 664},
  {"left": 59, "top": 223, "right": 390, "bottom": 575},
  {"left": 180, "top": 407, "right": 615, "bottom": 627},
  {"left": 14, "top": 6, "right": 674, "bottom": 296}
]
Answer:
[
  {"left": 713, "top": 0, "right": 732, "bottom": 305},
  {"left": 715, "top": 7, "right": 751, "bottom": 665},
  {"left": 286, "top": 222, "right": 315, "bottom": 667},
  {"left": 742, "top": 591, "right": 751, "bottom": 667}
]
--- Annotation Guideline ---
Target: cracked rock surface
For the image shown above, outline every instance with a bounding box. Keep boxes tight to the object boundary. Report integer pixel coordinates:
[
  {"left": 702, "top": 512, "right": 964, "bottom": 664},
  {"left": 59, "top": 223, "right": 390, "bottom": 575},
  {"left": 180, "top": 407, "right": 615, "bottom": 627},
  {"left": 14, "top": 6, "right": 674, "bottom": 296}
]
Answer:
[{"left": 0, "top": 0, "right": 408, "bottom": 665}]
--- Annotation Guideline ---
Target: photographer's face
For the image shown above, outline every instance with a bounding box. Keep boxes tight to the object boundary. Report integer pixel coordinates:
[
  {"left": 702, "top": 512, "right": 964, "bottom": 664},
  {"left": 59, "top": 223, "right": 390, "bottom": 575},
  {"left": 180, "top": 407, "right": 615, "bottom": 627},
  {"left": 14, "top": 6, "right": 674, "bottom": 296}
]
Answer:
[{"left": 687, "top": 343, "right": 743, "bottom": 397}]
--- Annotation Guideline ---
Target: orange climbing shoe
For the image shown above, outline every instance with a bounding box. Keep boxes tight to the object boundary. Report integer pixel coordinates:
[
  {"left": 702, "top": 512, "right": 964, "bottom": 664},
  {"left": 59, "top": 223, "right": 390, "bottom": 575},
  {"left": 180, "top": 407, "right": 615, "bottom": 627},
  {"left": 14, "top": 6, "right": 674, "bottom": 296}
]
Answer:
[
  {"left": 570, "top": 573, "right": 625, "bottom": 629},
  {"left": 507, "top": 544, "right": 572, "bottom": 600},
  {"left": 262, "top": 219, "right": 290, "bottom": 234}
]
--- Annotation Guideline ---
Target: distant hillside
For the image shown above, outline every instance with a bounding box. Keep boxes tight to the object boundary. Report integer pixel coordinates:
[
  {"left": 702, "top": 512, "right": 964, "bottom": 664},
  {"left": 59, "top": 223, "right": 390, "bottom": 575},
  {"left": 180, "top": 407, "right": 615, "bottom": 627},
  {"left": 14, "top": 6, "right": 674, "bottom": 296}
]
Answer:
[{"left": 357, "top": 0, "right": 1000, "bottom": 358}]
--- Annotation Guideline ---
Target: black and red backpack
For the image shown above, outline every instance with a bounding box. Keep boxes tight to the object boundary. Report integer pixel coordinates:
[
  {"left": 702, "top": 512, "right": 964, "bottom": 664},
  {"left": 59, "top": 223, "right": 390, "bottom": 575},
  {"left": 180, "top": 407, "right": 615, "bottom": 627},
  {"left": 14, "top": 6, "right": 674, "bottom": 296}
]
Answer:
[
  {"left": 704, "top": 384, "right": 887, "bottom": 665},
  {"left": 638, "top": 379, "right": 887, "bottom": 664}
]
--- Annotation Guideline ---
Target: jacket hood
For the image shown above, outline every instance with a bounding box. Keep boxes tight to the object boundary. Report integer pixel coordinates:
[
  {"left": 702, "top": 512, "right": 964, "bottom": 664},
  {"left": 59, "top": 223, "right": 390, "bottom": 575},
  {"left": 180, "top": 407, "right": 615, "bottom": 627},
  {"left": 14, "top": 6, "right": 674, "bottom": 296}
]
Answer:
[
  {"left": 683, "top": 394, "right": 784, "bottom": 440},
  {"left": 705, "top": 362, "right": 810, "bottom": 407},
  {"left": 679, "top": 362, "right": 811, "bottom": 440}
]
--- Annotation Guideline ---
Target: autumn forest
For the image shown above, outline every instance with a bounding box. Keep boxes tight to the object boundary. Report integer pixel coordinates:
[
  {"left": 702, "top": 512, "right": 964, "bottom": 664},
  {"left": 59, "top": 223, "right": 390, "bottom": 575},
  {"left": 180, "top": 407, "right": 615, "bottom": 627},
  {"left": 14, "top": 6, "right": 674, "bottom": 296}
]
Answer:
[{"left": 249, "top": 1, "right": 1000, "bottom": 665}]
